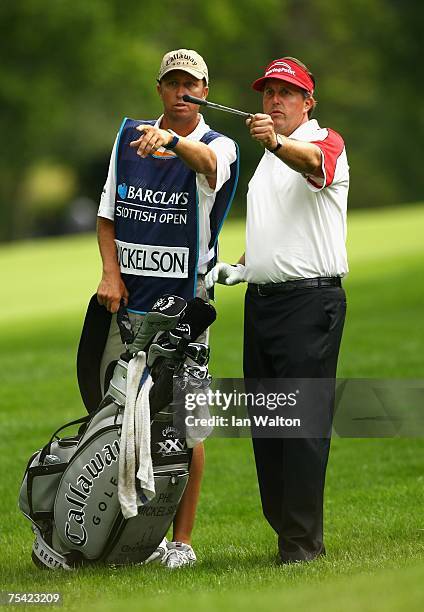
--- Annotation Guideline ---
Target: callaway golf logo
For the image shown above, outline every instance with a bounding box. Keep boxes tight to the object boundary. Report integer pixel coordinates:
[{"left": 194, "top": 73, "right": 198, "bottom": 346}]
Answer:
[
  {"left": 158, "top": 424, "right": 186, "bottom": 456},
  {"left": 154, "top": 296, "right": 176, "bottom": 311},
  {"left": 64, "top": 440, "right": 120, "bottom": 547},
  {"left": 162, "top": 426, "right": 180, "bottom": 438},
  {"left": 165, "top": 51, "right": 198, "bottom": 68}
]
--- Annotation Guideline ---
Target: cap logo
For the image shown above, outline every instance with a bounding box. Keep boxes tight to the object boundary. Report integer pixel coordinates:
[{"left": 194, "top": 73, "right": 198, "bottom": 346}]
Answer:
[
  {"left": 159, "top": 49, "right": 208, "bottom": 84},
  {"left": 166, "top": 52, "right": 198, "bottom": 67},
  {"left": 252, "top": 58, "right": 313, "bottom": 93},
  {"left": 265, "top": 61, "right": 296, "bottom": 77}
]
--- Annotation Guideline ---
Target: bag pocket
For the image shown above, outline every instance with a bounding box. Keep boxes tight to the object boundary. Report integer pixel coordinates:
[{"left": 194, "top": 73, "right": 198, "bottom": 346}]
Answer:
[
  {"left": 19, "top": 437, "right": 80, "bottom": 523},
  {"left": 103, "top": 468, "right": 189, "bottom": 565}
]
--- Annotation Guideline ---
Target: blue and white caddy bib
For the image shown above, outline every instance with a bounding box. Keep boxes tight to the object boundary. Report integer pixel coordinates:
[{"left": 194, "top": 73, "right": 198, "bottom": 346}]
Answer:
[{"left": 114, "top": 118, "right": 239, "bottom": 312}]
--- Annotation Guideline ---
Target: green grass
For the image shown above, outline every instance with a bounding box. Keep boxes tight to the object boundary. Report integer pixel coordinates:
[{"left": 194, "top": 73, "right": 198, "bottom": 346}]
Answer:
[{"left": 0, "top": 203, "right": 424, "bottom": 611}]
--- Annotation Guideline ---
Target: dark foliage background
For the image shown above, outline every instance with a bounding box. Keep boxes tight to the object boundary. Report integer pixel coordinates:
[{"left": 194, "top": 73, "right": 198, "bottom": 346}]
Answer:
[{"left": 1, "top": 0, "right": 422, "bottom": 240}]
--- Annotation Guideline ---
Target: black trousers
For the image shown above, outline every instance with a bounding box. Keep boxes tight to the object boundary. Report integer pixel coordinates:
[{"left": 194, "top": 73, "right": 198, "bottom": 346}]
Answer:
[{"left": 243, "top": 285, "right": 346, "bottom": 562}]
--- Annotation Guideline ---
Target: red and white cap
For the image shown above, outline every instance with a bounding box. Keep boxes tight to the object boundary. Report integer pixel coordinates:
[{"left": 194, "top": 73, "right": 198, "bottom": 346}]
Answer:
[{"left": 252, "top": 58, "right": 314, "bottom": 94}]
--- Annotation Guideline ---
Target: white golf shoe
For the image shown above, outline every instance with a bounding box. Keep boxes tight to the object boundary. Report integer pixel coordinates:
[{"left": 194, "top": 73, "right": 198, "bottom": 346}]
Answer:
[
  {"left": 161, "top": 541, "right": 197, "bottom": 569},
  {"left": 142, "top": 537, "right": 168, "bottom": 564}
]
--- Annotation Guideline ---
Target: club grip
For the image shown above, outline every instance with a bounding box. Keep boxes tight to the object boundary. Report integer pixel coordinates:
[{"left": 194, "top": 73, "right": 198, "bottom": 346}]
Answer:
[{"left": 182, "top": 94, "right": 207, "bottom": 106}]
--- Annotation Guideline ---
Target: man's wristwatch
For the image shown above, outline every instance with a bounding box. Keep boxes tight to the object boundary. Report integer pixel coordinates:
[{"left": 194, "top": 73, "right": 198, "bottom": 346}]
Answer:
[
  {"left": 164, "top": 129, "right": 180, "bottom": 150},
  {"left": 269, "top": 134, "right": 284, "bottom": 154}
]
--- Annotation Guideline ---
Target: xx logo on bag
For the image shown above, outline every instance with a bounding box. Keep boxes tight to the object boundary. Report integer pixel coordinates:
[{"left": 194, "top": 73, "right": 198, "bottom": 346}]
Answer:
[{"left": 157, "top": 439, "right": 186, "bottom": 455}]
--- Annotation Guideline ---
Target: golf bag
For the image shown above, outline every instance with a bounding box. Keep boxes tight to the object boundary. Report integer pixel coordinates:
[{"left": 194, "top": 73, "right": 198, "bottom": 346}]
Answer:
[{"left": 19, "top": 294, "right": 215, "bottom": 569}]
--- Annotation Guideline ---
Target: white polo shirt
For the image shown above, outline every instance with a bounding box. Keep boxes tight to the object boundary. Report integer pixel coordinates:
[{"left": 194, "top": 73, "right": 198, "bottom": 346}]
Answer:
[
  {"left": 98, "top": 114, "right": 237, "bottom": 274},
  {"left": 245, "top": 119, "right": 349, "bottom": 284}
]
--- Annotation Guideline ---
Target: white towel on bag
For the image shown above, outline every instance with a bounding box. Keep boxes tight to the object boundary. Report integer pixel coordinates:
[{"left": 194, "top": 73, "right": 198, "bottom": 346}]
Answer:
[{"left": 118, "top": 352, "right": 155, "bottom": 519}]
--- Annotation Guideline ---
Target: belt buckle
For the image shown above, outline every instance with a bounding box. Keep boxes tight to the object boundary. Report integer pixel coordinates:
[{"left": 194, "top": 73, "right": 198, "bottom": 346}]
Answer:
[{"left": 257, "top": 284, "right": 267, "bottom": 296}]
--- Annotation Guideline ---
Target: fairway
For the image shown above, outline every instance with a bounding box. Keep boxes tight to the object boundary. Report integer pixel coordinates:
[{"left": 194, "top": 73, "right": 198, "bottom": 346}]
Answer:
[{"left": 0, "top": 204, "right": 423, "bottom": 611}]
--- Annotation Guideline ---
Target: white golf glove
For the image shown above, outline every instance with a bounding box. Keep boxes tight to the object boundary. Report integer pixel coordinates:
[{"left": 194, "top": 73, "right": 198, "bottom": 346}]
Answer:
[{"left": 205, "top": 262, "right": 246, "bottom": 289}]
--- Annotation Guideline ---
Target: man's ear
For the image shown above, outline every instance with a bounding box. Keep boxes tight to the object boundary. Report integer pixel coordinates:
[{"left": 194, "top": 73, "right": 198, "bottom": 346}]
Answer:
[
  {"left": 156, "top": 81, "right": 162, "bottom": 99},
  {"left": 304, "top": 95, "right": 315, "bottom": 113},
  {"left": 203, "top": 86, "right": 209, "bottom": 99}
]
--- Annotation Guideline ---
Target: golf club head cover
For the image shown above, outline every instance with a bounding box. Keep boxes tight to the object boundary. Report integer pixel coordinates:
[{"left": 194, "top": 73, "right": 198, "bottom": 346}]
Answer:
[
  {"left": 149, "top": 358, "right": 177, "bottom": 416},
  {"left": 147, "top": 296, "right": 215, "bottom": 413},
  {"left": 146, "top": 335, "right": 178, "bottom": 368},
  {"left": 178, "top": 297, "right": 216, "bottom": 342},
  {"left": 146, "top": 297, "right": 215, "bottom": 366},
  {"left": 131, "top": 294, "right": 187, "bottom": 353}
]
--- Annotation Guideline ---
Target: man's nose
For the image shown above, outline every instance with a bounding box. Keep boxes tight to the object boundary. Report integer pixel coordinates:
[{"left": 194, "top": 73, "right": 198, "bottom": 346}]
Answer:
[
  {"left": 176, "top": 85, "right": 186, "bottom": 98},
  {"left": 270, "top": 92, "right": 282, "bottom": 104}
]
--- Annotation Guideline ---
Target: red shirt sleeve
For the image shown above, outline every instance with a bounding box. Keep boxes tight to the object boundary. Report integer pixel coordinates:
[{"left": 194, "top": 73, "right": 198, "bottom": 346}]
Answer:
[{"left": 309, "top": 129, "right": 345, "bottom": 188}]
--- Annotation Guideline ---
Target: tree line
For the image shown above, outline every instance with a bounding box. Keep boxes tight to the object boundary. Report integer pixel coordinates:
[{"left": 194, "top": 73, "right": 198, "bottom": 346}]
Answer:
[{"left": 1, "top": 0, "right": 422, "bottom": 240}]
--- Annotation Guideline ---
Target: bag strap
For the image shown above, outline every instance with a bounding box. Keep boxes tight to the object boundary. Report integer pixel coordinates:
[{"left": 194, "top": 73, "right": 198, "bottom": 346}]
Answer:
[
  {"left": 39, "top": 415, "right": 92, "bottom": 464},
  {"left": 32, "top": 527, "right": 72, "bottom": 570},
  {"left": 116, "top": 300, "right": 134, "bottom": 346}
]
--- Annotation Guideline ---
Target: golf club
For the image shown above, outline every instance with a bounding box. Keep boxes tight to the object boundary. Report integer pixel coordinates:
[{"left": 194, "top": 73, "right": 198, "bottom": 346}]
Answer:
[{"left": 182, "top": 94, "right": 252, "bottom": 118}]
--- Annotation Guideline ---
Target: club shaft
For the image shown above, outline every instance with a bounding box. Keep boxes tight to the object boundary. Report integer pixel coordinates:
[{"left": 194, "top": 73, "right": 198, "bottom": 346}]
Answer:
[
  {"left": 206, "top": 101, "right": 252, "bottom": 118},
  {"left": 182, "top": 94, "right": 252, "bottom": 118}
]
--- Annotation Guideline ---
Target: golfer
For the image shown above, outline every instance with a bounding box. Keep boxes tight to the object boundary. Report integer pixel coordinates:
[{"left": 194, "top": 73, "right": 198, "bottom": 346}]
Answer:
[
  {"left": 206, "top": 56, "right": 348, "bottom": 563},
  {"left": 96, "top": 49, "right": 239, "bottom": 568}
]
